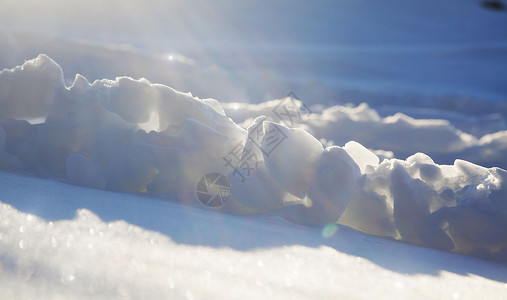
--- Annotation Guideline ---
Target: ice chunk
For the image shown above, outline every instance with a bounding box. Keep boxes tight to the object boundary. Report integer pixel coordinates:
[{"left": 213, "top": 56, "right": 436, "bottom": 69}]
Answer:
[
  {"left": 438, "top": 188, "right": 455, "bottom": 203},
  {"left": 446, "top": 204, "right": 507, "bottom": 256},
  {"left": 66, "top": 153, "right": 106, "bottom": 190},
  {"left": 419, "top": 164, "right": 443, "bottom": 183},
  {"left": 141, "top": 130, "right": 184, "bottom": 148},
  {"left": 261, "top": 122, "right": 323, "bottom": 198},
  {"left": 339, "top": 187, "right": 397, "bottom": 238},
  {"left": 344, "top": 141, "right": 379, "bottom": 174},
  {"left": 200, "top": 98, "right": 226, "bottom": 116},
  {"left": 183, "top": 118, "right": 229, "bottom": 157},
  {"left": 106, "top": 143, "right": 159, "bottom": 193},
  {"left": 485, "top": 168, "right": 507, "bottom": 223},
  {"left": 105, "top": 77, "right": 159, "bottom": 124},
  {"left": 69, "top": 73, "right": 90, "bottom": 90},
  {"left": 419, "top": 227, "right": 454, "bottom": 251},
  {"left": 145, "top": 146, "right": 184, "bottom": 195},
  {"left": 0, "top": 118, "right": 33, "bottom": 140},
  {"left": 0, "top": 54, "right": 64, "bottom": 120},
  {"left": 406, "top": 152, "right": 434, "bottom": 165},
  {"left": 243, "top": 115, "right": 269, "bottom": 164},
  {"left": 439, "top": 164, "right": 460, "bottom": 179},
  {"left": 23, "top": 123, "right": 92, "bottom": 172},
  {"left": 305, "top": 146, "right": 361, "bottom": 224},
  {"left": 404, "top": 153, "right": 443, "bottom": 184},
  {"left": 454, "top": 159, "right": 489, "bottom": 182},
  {"left": 390, "top": 162, "right": 431, "bottom": 244},
  {"left": 226, "top": 164, "right": 285, "bottom": 215}
]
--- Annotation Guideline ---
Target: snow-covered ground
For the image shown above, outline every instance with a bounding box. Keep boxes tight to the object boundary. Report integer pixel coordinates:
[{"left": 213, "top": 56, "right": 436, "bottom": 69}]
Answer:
[
  {"left": 0, "top": 52, "right": 506, "bottom": 299},
  {"left": 1, "top": 0, "right": 507, "bottom": 299},
  {"left": 1, "top": 171, "right": 507, "bottom": 299}
]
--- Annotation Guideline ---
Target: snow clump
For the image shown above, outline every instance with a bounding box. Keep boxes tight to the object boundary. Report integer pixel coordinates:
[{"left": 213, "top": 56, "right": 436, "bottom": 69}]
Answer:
[{"left": 1, "top": 55, "right": 506, "bottom": 263}]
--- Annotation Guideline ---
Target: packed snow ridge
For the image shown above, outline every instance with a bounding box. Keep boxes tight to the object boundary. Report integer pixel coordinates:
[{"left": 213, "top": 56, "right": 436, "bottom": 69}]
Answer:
[{"left": 1, "top": 55, "right": 506, "bottom": 263}]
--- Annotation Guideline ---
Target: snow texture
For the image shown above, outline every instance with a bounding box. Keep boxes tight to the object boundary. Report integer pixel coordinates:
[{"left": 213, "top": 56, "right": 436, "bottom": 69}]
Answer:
[
  {"left": 1, "top": 1, "right": 507, "bottom": 298},
  {"left": 1, "top": 171, "right": 507, "bottom": 300},
  {"left": 1, "top": 55, "right": 507, "bottom": 265},
  {"left": 224, "top": 101, "right": 507, "bottom": 169}
]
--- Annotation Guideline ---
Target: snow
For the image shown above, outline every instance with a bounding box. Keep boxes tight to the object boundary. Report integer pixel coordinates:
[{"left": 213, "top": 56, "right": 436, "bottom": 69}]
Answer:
[
  {"left": 0, "top": 53, "right": 506, "bottom": 265},
  {"left": 1, "top": 0, "right": 507, "bottom": 298},
  {"left": 65, "top": 153, "right": 106, "bottom": 190},
  {"left": 1, "top": 1, "right": 506, "bottom": 105},
  {"left": 0, "top": 54, "right": 64, "bottom": 120},
  {"left": 225, "top": 100, "right": 507, "bottom": 169},
  {"left": 344, "top": 141, "right": 379, "bottom": 174},
  {"left": 1, "top": 171, "right": 507, "bottom": 300},
  {"left": 261, "top": 122, "right": 323, "bottom": 199}
]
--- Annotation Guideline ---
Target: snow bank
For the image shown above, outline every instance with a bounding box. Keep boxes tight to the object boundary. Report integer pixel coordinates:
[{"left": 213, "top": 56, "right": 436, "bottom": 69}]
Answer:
[{"left": 1, "top": 55, "right": 507, "bottom": 263}]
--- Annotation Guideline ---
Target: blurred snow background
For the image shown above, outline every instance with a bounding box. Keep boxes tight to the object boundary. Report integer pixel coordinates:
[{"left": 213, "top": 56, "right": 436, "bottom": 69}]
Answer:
[
  {"left": 1, "top": 0, "right": 507, "bottom": 299},
  {"left": 1, "top": 0, "right": 506, "bottom": 105}
]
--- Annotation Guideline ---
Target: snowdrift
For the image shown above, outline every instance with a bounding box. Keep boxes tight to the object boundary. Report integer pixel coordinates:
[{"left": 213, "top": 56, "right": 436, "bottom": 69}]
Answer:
[{"left": 1, "top": 55, "right": 507, "bottom": 263}]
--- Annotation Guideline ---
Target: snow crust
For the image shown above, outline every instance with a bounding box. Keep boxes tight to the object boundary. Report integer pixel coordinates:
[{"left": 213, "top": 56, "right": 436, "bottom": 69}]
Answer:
[{"left": 1, "top": 55, "right": 507, "bottom": 264}]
